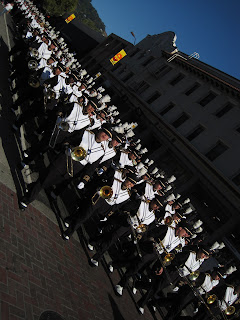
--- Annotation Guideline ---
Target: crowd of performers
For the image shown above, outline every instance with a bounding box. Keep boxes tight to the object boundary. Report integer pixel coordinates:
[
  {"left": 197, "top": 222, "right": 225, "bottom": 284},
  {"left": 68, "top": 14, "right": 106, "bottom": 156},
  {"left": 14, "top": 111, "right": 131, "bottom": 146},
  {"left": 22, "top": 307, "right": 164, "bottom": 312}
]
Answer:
[{"left": 6, "top": 1, "right": 240, "bottom": 319}]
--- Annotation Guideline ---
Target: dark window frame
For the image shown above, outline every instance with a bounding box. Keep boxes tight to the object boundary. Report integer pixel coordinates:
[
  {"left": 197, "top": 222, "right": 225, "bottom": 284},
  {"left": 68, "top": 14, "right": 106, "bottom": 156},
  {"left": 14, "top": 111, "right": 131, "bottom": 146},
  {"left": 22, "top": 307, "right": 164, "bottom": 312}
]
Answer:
[
  {"left": 169, "top": 73, "right": 185, "bottom": 86},
  {"left": 186, "top": 125, "right": 205, "bottom": 141},
  {"left": 215, "top": 103, "right": 234, "bottom": 118},
  {"left": 199, "top": 91, "right": 217, "bottom": 107},
  {"left": 146, "top": 91, "right": 161, "bottom": 104},
  {"left": 171, "top": 112, "right": 190, "bottom": 128},
  {"left": 159, "top": 102, "right": 175, "bottom": 116},
  {"left": 184, "top": 82, "right": 201, "bottom": 96},
  {"left": 121, "top": 72, "right": 134, "bottom": 82},
  {"left": 142, "top": 56, "right": 155, "bottom": 67},
  {"left": 205, "top": 140, "right": 229, "bottom": 161}
]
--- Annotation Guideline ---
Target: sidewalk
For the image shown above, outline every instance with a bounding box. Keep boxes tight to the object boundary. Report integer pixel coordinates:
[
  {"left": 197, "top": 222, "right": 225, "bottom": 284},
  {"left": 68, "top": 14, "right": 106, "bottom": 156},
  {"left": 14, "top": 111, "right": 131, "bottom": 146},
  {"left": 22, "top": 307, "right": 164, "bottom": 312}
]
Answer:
[{"left": 0, "top": 181, "right": 159, "bottom": 320}]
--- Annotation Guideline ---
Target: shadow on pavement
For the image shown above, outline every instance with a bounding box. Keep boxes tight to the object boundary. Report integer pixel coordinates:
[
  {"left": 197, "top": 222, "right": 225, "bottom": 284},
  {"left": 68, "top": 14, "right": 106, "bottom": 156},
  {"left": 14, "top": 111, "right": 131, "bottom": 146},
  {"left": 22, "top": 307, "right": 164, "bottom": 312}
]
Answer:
[
  {"left": 108, "top": 293, "right": 126, "bottom": 320},
  {"left": 0, "top": 36, "right": 26, "bottom": 198}
]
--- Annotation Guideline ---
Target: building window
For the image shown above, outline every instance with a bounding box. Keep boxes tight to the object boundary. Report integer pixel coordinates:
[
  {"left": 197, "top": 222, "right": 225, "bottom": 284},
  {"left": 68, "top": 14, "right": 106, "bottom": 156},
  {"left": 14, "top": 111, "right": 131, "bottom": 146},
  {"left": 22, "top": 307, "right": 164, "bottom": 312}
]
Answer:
[
  {"left": 205, "top": 141, "right": 229, "bottom": 161},
  {"left": 146, "top": 92, "right": 161, "bottom": 104},
  {"left": 186, "top": 125, "right": 205, "bottom": 141},
  {"left": 232, "top": 173, "right": 240, "bottom": 187},
  {"left": 112, "top": 62, "right": 122, "bottom": 71},
  {"left": 137, "top": 81, "right": 150, "bottom": 93},
  {"left": 121, "top": 72, "right": 134, "bottom": 82},
  {"left": 142, "top": 56, "right": 155, "bottom": 67},
  {"left": 185, "top": 83, "right": 200, "bottom": 96},
  {"left": 170, "top": 73, "right": 185, "bottom": 86},
  {"left": 159, "top": 103, "right": 175, "bottom": 116},
  {"left": 128, "top": 47, "right": 140, "bottom": 57},
  {"left": 171, "top": 112, "right": 190, "bottom": 128},
  {"left": 137, "top": 52, "right": 146, "bottom": 60},
  {"left": 199, "top": 92, "right": 217, "bottom": 107},
  {"left": 215, "top": 103, "right": 234, "bottom": 118}
]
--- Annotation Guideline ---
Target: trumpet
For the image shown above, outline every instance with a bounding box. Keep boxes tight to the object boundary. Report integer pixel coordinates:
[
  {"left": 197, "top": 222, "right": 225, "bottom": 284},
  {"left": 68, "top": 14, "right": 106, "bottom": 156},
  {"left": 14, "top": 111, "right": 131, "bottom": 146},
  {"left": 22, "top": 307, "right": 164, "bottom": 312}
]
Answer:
[
  {"left": 28, "top": 59, "right": 38, "bottom": 70},
  {"left": 91, "top": 186, "right": 113, "bottom": 205}
]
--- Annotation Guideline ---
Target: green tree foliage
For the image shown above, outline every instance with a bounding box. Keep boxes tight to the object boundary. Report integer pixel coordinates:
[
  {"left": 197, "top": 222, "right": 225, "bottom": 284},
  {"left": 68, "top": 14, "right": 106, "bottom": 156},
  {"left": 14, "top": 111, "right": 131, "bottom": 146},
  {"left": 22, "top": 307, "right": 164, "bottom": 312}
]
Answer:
[
  {"left": 74, "top": 0, "right": 106, "bottom": 34},
  {"left": 43, "top": 0, "right": 78, "bottom": 16}
]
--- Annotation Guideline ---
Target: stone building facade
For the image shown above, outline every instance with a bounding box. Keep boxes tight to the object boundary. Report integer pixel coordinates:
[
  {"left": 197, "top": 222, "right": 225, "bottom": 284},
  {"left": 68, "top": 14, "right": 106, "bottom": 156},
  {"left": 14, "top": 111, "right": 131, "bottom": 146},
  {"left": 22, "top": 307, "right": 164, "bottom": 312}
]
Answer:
[{"left": 80, "top": 32, "right": 240, "bottom": 255}]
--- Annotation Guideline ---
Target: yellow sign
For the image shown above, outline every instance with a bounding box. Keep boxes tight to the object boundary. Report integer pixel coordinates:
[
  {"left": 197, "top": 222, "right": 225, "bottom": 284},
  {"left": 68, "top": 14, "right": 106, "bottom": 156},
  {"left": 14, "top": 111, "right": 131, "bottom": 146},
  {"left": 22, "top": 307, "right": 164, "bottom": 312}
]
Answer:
[
  {"left": 65, "top": 14, "right": 76, "bottom": 24},
  {"left": 110, "top": 49, "right": 127, "bottom": 65}
]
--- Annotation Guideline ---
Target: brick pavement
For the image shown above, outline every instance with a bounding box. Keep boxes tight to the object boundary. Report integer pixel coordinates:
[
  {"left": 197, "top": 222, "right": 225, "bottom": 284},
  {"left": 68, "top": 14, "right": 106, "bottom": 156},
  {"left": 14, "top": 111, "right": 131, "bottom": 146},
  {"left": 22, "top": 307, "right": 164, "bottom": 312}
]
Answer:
[{"left": 0, "top": 182, "right": 161, "bottom": 320}]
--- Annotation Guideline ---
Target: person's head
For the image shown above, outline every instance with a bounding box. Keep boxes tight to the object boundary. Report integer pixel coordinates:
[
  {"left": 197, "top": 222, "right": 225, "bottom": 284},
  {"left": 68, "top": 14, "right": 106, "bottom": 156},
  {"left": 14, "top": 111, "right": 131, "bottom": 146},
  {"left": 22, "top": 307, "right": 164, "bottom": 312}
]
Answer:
[
  {"left": 234, "top": 285, "right": 240, "bottom": 295},
  {"left": 53, "top": 66, "right": 62, "bottom": 76},
  {"left": 173, "top": 202, "right": 181, "bottom": 210},
  {"left": 84, "top": 102, "right": 95, "bottom": 116},
  {"left": 197, "top": 247, "right": 210, "bottom": 260},
  {"left": 176, "top": 226, "right": 191, "bottom": 238},
  {"left": 150, "top": 195, "right": 162, "bottom": 211},
  {"left": 153, "top": 180, "right": 162, "bottom": 191},
  {"left": 79, "top": 83, "right": 86, "bottom": 91},
  {"left": 129, "top": 151, "right": 137, "bottom": 160},
  {"left": 211, "top": 270, "right": 220, "bottom": 281},
  {"left": 47, "top": 57, "right": 54, "bottom": 65},
  {"left": 97, "top": 111, "right": 106, "bottom": 121},
  {"left": 49, "top": 42, "right": 56, "bottom": 51},
  {"left": 42, "top": 36, "right": 49, "bottom": 45},
  {"left": 122, "top": 172, "right": 138, "bottom": 189},
  {"left": 95, "top": 124, "right": 112, "bottom": 143}
]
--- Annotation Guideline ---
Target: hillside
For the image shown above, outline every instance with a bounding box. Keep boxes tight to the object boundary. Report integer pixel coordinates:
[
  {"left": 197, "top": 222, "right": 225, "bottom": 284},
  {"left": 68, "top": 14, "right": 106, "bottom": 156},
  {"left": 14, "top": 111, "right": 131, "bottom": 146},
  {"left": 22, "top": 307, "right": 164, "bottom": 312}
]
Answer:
[{"left": 74, "top": 0, "right": 106, "bottom": 36}]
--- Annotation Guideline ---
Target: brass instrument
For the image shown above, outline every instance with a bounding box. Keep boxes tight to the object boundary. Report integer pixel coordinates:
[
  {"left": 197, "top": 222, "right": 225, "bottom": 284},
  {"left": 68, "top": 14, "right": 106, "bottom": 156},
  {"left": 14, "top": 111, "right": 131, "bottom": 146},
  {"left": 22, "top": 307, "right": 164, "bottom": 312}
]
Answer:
[
  {"left": 207, "top": 294, "right": 217, "bottom": 304},
  {"left": 135, "top": 223, "right": 147, "bottom": 234},
  {"left": 174, "top": 243, "right": 182, "bottom": 253},
  {"left": 189, "top": 270, "right": 200, "bottom": 281},
  {"left": 49, "top": 116, "right": 70, "bottom": 148},
  {"left": 153, "top": 240, "right": 174, "bottom": 285},
  {"left": 28, "top": 74, "right": 40, "bottom": 88},
  {"left": 225, "top": 305, "right": 235, "bottom": 315},
  {"left": 175, "top": 266, "right": 218, "bottom": 320},
  {"left": 29, "top": 47, "right": 39, "bottom": 58},
  {"left": 71, "top": 147, "right": 87, "bottom": 161},
  {"left": 164, "top": 252, "right": 175, "bottom": 264},
  {"left": 91, "top": 186, "right": 113, "bottom": 205},
  {"left": 127, "top": 213, "right": 144, "bottom": 258},
  {"left": 28, "top": 59, "right": 38, "bottom": 70},
  {"left": 65, "top": 146, "right": 87, "bottom": 177}
]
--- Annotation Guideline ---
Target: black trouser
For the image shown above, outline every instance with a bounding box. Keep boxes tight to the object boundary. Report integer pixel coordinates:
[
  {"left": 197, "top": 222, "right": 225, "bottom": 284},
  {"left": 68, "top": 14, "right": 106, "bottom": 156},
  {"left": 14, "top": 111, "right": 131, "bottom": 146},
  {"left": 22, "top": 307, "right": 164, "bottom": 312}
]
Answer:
[
  {"left": 24, "top": 153, "right": 84, "bottom": 204},
  {"left": 118, "top": 252, "right": 157, "bottom": 289},
  {"left": 161, "top": 286, "right": 195, "bottom": 320},
  {"left": 137, "top": 268, "right": 180, "bottom": 308},
  {"left": 91, "top": 224, "right": 131, "bottom": 262}
]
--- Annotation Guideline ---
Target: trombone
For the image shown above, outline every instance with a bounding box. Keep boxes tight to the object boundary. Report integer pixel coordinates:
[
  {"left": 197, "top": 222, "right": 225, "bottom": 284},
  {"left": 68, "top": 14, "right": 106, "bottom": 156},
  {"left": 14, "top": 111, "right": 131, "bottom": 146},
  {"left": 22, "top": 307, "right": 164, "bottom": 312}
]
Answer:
[
  {"left": 66, "top": 146, "right": 87, "bottom": 177},
  {"left": 91, "top": 186, "right": 113, "bottom": 205},
  {"left": 49, "top": 116, "right": 70, "bottom": 148},
  {"left": 153, "top": 239, "right": 175, "bottom": 285}
]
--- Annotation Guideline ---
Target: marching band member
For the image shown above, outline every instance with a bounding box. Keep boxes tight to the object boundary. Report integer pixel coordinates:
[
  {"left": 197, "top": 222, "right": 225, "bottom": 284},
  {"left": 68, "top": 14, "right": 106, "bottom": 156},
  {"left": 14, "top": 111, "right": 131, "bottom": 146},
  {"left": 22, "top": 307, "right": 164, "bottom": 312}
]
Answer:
[
  {"left": 62, "top": 170, "right": 139, "bottom": 241},
  {"left": 19, "top": 124, "right": 113, "bottom": 210}
]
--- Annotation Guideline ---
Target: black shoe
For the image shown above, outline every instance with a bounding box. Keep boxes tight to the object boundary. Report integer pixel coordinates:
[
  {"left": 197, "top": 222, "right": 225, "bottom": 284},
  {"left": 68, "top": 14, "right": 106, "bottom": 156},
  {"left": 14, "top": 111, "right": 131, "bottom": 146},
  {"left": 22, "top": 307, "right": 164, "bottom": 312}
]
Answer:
[
  {"left": 62, "top": 231, "right": 70, "bottom": 241},
  {"left": 19, "top": 199, "right": 28, "bottom": 211}
]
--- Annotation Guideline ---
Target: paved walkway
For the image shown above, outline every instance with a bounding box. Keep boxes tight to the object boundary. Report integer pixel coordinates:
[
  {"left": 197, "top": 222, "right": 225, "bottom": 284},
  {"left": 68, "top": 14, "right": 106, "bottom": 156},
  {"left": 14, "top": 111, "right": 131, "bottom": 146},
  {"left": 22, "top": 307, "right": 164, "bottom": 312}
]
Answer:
[{"left": 0, "top": 181, "right": 159, "bottom": 320}]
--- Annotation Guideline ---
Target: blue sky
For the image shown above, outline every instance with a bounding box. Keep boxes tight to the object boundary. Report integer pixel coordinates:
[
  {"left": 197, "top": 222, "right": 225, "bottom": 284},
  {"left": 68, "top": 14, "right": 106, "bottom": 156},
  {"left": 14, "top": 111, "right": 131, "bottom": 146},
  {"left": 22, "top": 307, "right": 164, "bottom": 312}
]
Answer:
[{"left": 92, "top": 0, "right": 240, "bottom": 80}]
